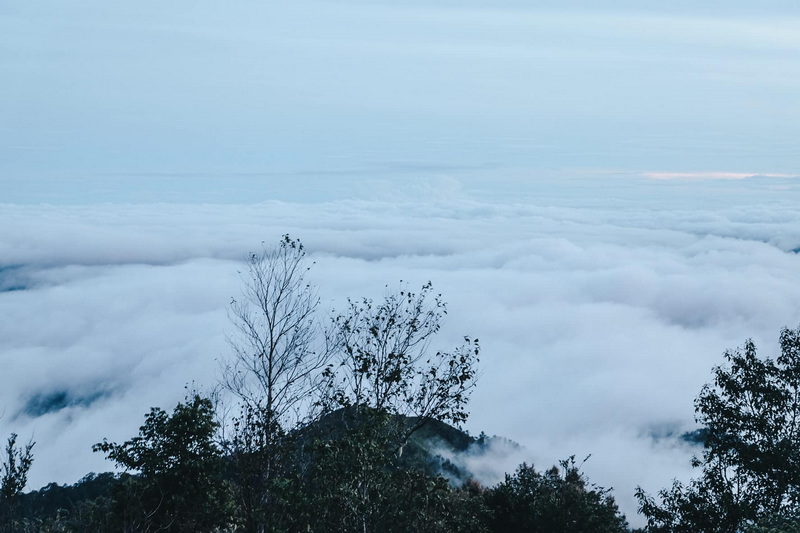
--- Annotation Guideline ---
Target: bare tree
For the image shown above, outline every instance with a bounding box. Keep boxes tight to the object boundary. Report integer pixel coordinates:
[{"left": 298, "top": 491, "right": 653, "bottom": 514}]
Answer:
[
  {"left": 222, "top": 235, "right": 329, "bottom": 430},
  {"left": 220, "top": 235, "right": 330, "bottom": 533}
]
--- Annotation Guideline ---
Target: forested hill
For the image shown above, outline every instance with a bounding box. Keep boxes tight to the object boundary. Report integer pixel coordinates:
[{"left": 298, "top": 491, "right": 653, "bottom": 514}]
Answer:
[
  {"left": 17, "top": 410, "right": 495, "bottom": 517},
  {"left": 8, "top": 408, "right": 630, "bottom": 532}
]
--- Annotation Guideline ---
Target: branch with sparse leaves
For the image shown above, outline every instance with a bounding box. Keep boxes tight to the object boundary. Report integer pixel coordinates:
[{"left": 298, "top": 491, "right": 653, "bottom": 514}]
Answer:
[{"left": 321, "top": 281, "right": 480, "bottom": 433}]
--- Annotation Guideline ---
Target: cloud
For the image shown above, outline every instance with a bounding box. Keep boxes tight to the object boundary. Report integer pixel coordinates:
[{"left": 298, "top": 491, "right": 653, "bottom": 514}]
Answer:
[
  {"left": 642, "top": 171, "right": 799, "bottom": 180},
  {"left": 1, "top": 177, "right": 799, "bottom": 527},
  {"left": 433, "top": 435, "right": 531, "bottom": 488}
]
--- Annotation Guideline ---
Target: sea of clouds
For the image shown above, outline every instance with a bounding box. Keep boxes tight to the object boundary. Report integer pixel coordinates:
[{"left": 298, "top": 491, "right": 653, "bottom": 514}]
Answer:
[{"left": 2, "top": 174, "right": 799, "bottom": 524}]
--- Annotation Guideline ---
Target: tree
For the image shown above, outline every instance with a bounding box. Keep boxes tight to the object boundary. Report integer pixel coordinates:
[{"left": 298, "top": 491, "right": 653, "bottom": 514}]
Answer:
[
  {"left": 294, "top": 281, "right": 481, "bottom": 532},
  {"left": 0, "top": 433, "right": 34, "bottom": 531},
  {"left": 291, "top": 413, "right": 490, "bottom": 533},
  {"left": 637, "top": 325, "right": 800, "bottom": 532},
  {"left": 93, "top": 394, "right": 233, "bottom": 532},
  {"left": 17, "top": 472, "right": 119, "bottom": 533},
  {"left": 224, "top": 403, "right": 298, "bottom": 533},
  {"left": 485, "top": 459, "right": 629, "bottom": 533},
  {"left": 222, "top": 235, "right": 329, "bottom": 428},
  {"left": 745, "top": 513, "right": 800, "bottom": 533},
  {"left": 220, "top": 235, "right": 331, "bottom": 532},
  {"left": 323, "top": 281, "right": 480, "bottom": 432}
]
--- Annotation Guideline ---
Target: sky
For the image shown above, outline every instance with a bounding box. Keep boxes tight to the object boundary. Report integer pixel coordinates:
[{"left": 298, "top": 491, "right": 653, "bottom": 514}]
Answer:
[{"left": 2, "top": 0, "right": 800, "bottom": 525}]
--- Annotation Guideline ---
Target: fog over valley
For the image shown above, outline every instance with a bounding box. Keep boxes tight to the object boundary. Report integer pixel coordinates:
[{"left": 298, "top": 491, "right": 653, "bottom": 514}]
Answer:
[{"left": 2, "top": 175, "right": 799, "bottom": 522}]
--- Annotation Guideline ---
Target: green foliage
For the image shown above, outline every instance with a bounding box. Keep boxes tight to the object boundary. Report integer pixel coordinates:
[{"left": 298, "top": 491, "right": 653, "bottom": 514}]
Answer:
[
  {"left": 223, "top": 403, "right": 298, "bottom": 533},
  {"left": 485, "top": 458, "right": 629, "bottom": 533},
  {"left": 296, "top": 410, "right": 393, "bottom": 532},
  {"left": 93, "top": 394, "right": 234, "bottom": 532},
  {"left": 635, "top": 477, "right": 742, "bottom": 533},
  {"left": 375, "top": 470, "right": 490, "bottom": 533},
  {"left": 8, "top": 405, "right": 637, "bottom": 532},
  {"left": 637, "top": 325, "right": 800, "bottom": 532},
  {"left": 0, "top": 433, "right": 34, "bottom": 532},
  {"left": 745, "top": 513, "right": 800, "bottom": 533},
  {"left": 1, "top": 433, "right": 34, "bottom": 504},
  {"left": 17, "top": 472, "right": 118, "bottom": 531}
]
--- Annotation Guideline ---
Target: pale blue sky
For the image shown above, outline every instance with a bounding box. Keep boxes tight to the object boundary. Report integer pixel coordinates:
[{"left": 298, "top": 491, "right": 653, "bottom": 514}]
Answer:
[{"left": 3, "top": 1, "right": 799, "bottom": 202}]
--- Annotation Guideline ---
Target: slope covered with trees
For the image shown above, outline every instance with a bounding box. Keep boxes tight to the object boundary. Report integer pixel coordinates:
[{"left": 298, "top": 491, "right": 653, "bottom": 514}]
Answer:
[{"left": 10, "top": 403, "right": 629, "bottom": 532}]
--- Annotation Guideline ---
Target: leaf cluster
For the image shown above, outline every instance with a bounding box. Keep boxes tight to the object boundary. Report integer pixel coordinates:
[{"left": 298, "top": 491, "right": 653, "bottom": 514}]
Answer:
[{"left": 92, "top": 395, "right": 234, "bottom": 532}]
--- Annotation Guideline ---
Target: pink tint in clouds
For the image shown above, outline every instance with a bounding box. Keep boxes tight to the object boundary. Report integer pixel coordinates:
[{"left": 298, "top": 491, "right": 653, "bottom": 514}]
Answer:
[{"left": 642, "top": 171, "right": 798, "bottom": 180}]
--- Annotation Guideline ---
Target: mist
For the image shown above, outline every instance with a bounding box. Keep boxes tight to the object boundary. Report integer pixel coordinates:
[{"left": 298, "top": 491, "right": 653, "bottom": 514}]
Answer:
[{"left": 2, "top": 175, "right": 799, "bottom": 524}]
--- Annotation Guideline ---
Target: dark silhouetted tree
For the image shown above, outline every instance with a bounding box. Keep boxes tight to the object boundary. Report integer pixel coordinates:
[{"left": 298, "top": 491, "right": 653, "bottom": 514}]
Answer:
[
  {"left": 637, "top": 325, "right": 800, "bottom": 532},
  {"left": 323, "top": 281, "right": 480, "bottom": 434},
  {"left": 0, "top": 433, "right": 34, "bottom": 532},
  {"left": 293, "top": 281, "right": 481, "bottom": 532},
  {"left": 292, "top": 412, "right": 490, "bottom": 533},
  {"left": 485, "top": 458, "right": 629, "bottom": 533},
  {"left": 93, "top": 394, "right": 233, "bottom": 532}
]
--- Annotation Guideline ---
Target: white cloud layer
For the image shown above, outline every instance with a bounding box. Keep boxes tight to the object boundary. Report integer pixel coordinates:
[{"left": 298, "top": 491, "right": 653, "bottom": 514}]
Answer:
[{"left": 1, "top": 175, "right": 799, "bottom": 525}]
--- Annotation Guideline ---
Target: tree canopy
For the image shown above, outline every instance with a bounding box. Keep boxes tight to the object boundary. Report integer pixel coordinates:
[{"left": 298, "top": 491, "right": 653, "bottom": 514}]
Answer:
[
  {"left": 487, "top": 458, "right": 629, "bottom": 533},
  {"left": 93, "top": 394, "right": 233, "bottom": 532},
  {"left": 637, "top": 325, "right": 800, "bottom": 532}
]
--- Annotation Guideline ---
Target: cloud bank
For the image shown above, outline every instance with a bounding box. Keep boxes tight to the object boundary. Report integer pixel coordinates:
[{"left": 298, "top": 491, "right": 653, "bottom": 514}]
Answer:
[{"left": 1, "top": 175, "right": 799, "bottom": 525}]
